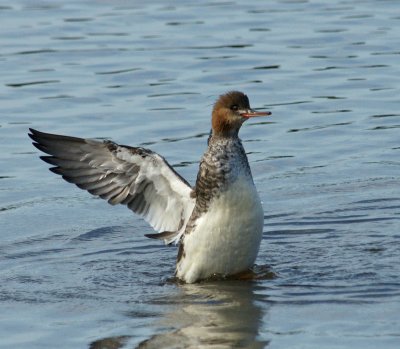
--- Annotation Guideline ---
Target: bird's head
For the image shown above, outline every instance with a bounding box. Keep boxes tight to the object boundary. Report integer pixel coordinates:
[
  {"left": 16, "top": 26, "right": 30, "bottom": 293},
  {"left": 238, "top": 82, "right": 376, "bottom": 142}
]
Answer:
[{"left": 211, "top": 91, "right": 270, "bottom": 137}]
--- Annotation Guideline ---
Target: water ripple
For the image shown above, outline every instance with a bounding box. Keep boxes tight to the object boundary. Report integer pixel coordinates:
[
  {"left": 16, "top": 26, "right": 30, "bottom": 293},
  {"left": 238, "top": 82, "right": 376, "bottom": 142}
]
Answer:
[
  {"left": 95, "top": 67, "right": 141, "bottom": 75},
  {"left": 6, "top": 80, "right": 60, "bottom": 87}
]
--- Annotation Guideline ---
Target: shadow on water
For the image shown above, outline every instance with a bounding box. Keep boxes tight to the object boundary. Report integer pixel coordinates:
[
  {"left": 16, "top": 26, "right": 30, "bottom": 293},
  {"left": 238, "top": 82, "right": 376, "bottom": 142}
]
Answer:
[{"left": 90, "top": 281, "right": 270, "bottom": 349}]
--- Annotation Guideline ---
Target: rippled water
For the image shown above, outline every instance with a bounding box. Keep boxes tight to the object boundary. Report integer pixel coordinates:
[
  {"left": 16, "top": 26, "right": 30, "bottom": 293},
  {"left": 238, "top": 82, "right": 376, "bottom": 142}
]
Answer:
[{"left": 1, "top": 0, "right": 399, "bottom": 348}]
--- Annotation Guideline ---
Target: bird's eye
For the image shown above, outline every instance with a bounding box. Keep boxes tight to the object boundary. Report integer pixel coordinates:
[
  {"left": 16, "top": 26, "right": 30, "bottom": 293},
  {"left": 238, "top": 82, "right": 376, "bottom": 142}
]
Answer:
[{"left": 231, "top": 105, "right": 239, "bottom": 111}]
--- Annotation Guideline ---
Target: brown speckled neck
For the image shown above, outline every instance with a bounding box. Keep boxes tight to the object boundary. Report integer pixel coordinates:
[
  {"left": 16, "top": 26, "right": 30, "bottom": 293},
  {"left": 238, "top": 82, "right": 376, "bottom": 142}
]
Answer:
[{"left": 181, "top": 135, "right": 253, "bottom": 239}]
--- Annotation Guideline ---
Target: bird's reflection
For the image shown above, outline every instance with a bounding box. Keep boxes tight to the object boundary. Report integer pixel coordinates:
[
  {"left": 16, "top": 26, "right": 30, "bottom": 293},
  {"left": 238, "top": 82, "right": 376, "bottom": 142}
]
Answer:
[
  {"left": 143, "top": 281, "right": 268, "bottom": 348},
  {"left": 89, "top": 280, "right": 269, "bottom": 349}
]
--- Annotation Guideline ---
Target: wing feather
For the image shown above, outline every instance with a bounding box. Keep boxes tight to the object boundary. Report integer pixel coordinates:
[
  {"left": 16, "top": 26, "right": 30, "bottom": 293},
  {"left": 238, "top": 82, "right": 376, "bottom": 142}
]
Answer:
[{"left": 29, "top": 128, "right": 195, "bottom": 237}]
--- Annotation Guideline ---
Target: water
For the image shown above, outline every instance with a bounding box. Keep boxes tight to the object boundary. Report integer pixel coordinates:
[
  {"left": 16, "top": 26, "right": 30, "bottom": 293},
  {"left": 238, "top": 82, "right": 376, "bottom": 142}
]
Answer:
[{"left": 1, "top": 0, "right": 399, "bottom": 348}]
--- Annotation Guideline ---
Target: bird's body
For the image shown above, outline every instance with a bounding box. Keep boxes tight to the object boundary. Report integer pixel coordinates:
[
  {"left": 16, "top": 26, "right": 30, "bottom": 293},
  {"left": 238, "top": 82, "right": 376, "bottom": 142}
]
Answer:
[
  {"left": 176, "top": 136, "right": 264, "bottom": 283},
  {"left": 29, "top": 91, "right": 270, "bottom": 283}
]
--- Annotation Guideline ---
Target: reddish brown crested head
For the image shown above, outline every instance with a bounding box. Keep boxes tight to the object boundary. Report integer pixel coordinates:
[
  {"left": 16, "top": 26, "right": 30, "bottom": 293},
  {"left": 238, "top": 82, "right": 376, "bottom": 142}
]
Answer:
[{"left": 211, "top": 91, "right": 271, "bottom": 137}]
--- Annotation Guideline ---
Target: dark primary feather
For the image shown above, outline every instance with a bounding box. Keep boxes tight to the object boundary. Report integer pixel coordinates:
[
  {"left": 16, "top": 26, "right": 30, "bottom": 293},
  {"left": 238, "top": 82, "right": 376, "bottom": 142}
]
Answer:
[{"left": 28, "top": 128, "right": 194, "bottom": 234}]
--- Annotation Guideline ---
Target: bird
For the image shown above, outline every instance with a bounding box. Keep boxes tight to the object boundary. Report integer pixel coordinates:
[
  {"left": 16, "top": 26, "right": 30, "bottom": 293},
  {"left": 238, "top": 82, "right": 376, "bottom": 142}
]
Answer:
[{"left": 28, "top": 91, "right": 271, "bottom": 283}]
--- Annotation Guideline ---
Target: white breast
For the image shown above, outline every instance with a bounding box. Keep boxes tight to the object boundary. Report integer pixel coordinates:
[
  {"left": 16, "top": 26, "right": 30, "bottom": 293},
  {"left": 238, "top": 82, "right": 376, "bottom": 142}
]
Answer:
[{"left": 176, "top": 176, "right": 264, "bottom": 283}]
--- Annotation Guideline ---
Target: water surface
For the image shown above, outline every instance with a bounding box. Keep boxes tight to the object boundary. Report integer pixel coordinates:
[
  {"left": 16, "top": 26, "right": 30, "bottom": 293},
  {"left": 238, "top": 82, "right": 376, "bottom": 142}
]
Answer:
[{"left": 1, "top": 0, "right": 399, "bottom": 348}]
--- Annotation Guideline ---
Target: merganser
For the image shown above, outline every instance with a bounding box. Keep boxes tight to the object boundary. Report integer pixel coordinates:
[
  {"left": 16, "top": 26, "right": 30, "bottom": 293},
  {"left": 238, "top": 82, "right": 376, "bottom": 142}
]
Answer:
[{"left": 28, "top": 91, "right": 271, "bottom": 283}]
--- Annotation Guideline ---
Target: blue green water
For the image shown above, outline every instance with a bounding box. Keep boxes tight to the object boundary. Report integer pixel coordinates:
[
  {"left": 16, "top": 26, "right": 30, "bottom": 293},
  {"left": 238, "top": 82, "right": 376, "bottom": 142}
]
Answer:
[{"left": 1, "top": 1, "right": 399, "bottom": 348}]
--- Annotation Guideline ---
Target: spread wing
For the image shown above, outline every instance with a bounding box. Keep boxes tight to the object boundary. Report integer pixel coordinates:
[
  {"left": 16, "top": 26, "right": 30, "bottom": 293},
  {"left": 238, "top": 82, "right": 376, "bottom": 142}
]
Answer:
[{"left": 28, "top": 128, "right": 195, "bottom": 236}]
